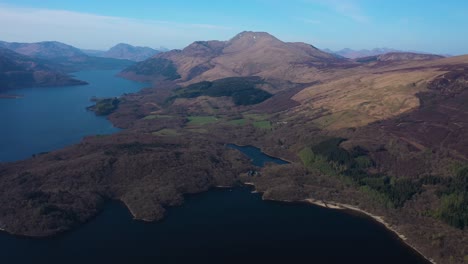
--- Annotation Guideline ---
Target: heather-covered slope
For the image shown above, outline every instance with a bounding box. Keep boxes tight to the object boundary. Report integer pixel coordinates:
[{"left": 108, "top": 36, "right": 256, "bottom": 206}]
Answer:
[{"left": 120, "top": 31, "right": 352, "bottom": 84}]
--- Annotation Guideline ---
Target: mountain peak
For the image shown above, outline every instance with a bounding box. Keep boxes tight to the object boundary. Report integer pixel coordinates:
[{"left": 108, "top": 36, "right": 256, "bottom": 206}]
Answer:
[
  {"left": 122, "top": 31, "right": 349, "bottom": 83},
  {"left": 224, "top": 31, "right": 283, "bottom": 54},
  {"left": 105, "top": 43, "right": 160, "bottom": 61}
]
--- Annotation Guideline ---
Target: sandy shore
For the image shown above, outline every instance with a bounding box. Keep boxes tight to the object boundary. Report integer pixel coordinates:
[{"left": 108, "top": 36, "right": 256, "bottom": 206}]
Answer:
[{"left": 303, "top": 198, "right": 437, "bottom": 264}]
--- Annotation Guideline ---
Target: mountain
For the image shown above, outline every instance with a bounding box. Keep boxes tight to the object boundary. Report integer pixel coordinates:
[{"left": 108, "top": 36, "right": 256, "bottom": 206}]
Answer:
[
  {"left": 81, "top": 44, "right": 161, "bottom": 62},
  {"left": 0, "top": 41, "right": 87, "bottom": 60},
  {"left": 102, "top": 43, "right": 160, "bottom": 61},
  {"left": 0, "top": 41, "right": 134, "bottom": 72},
  {"left": 328, "top": 48, "right": 402, "bottom": 59},
  {"left": 120, "top": 31, "right": 351, "bottom": 84},
  {"left": 0, "top": 47, "right": 87, "bottom": 92},
  {"left": 355, "top": 52, "right": 444, "bottom": 64}
]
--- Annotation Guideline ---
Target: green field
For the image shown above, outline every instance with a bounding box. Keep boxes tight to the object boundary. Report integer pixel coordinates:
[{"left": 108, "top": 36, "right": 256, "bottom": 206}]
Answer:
[
  {"left": 187, "top": 116, "right": 219, "bottom": 126},
  {"left": 227, "top": 119, "right": 247, "bottom": 125},
  {"left": 253, "top": 120, "right": 272, "bottom": 129},
  {"left": 143, "top": 115, "right": 173, "bottom": 120}
]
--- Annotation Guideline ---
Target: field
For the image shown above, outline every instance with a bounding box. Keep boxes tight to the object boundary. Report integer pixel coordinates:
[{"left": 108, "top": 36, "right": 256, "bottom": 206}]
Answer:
[{"left": 187, "top": 116, "right": 219, "bottom": 126}]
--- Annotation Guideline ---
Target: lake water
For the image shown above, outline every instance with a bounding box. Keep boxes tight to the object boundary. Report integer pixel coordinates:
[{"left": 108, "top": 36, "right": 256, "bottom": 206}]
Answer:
[
  {"left": 227, "top": 144, "right": 289, "bottom": 166},
  {"left": 0, "top": 70, "right": 146, "bottom": 163},
  {"left": 0, "top": 71, "right": 429, "bottom": 263},
  {"left": 0, "top": 187, "right": 428, "bottom": 264}
]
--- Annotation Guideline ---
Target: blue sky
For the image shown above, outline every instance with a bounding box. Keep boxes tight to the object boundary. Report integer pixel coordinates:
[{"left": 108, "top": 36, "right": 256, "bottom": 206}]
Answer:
[{"left": 0, "top": 0, "right": 466, "bottom": 54}]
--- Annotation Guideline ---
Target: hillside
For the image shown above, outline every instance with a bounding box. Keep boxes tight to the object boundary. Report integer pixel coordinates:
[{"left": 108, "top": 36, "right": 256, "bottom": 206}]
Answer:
[
  {"left": 0, "top": 47, "right": 87, "bottom": 92},
  {"left": 355, "top": 52, "right": 445, "bottom": 64},
  {"left": 120, "top": 31, "right": 352, "bottom": 84}
]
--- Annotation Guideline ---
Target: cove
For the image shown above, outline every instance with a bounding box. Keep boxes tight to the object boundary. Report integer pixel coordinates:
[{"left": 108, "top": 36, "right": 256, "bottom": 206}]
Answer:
[
  {"left": 0, "top": 188, "right": 428, "bottom": 264},
  {"left": 0, "top": 70, "right": 147, "bottom": 163}
]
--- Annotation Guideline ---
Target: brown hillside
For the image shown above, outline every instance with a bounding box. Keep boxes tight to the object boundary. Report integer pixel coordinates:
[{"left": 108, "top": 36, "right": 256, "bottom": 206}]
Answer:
[{"left": 120, "top": 31, "right": 353, "bottom": 85}]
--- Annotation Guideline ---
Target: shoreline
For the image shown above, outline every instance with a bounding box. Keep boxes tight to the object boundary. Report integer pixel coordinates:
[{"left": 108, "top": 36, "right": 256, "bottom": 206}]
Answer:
[
  {"left": 241, "top": 182, "right": 437, "bottom": 264},
  {"left": 303, "top": 198, "right": 437, "bottom": 264}
]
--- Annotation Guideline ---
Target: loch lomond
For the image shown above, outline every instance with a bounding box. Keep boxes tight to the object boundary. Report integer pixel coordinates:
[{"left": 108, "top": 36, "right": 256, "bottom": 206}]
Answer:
[
  {"left": 0, "top": 70, "right": 146, "bottom": 163},
  {"left": 0, "top": 70, "right": 429, "bottom": 264}
]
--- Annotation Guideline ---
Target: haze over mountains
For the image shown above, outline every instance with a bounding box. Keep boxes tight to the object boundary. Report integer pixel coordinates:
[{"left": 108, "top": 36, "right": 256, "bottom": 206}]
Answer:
[
  {"left": 0, "top": 47, "right": 86, "bottom": 92},
  {"left": 324, "top": 48, "right": 402, "bottom": 59},
  {"left": 0, "top": 40, "right": 137, "bottom": 91},
  {"left": 82, "top": 43, "right": 163, "bottom": 62}
]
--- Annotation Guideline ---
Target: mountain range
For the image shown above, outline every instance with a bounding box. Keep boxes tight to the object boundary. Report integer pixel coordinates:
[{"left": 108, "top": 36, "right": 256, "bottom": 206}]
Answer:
[
  {"left": 82, "top": 43, "right": 162, "bottom": 62},
  {"left": 324, "top": 48, "right": 402, "bottom": 59},
  {"left": 0, "top": 40, "right": 136, "bottom": 91}
]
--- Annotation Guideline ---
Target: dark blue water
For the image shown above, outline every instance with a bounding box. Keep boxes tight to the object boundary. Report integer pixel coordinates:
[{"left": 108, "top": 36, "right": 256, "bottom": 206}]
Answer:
[
  {"left": 0, "top": 70, "right": 146, "bottom": 163},
  {"left": 0, "top": 188, "right": 427, "bottom": 264},
  {"left": 227, "top": 144, "right": 289, "bottom": 166}
]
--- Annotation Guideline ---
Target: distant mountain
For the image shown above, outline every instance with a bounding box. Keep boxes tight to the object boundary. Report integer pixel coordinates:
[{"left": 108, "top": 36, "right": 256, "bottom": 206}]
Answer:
[
  {"left": 0, "top": 41, "right": 135, "bottom": 72},
  {"left": 326, "top": 48, "right": 401, "bottom": 59},
  {"left": 120, "top": 31, "right": 351, "bottom": 83},
  {"left": 0, "top": 47, "right": 86, "bottom": 92},
  {"left": 102, "top": 43, "right": 160, "bottom": 62},
  {"left": 355, "top": 52, "right": 444, "bottom": 63},
  {"left": 81, "top": 44, "right": 161, "bottom": 62},
  {"left": 0, "top": 41, "right": 87, "bottom": 60}
]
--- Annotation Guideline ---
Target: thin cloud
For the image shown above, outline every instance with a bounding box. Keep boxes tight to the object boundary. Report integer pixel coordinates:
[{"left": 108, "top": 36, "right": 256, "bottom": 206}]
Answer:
[
  {"left": 303, "top": 0, "right": 370, "bottom": 23},
  {"left": 0, "top": 4, "right": 236, "bottom": 49}
]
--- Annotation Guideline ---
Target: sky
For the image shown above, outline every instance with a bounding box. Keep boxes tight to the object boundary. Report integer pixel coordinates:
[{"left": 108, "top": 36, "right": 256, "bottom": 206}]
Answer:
[{"left": 0, "top": 0, "right": 467, "bottom": 55}]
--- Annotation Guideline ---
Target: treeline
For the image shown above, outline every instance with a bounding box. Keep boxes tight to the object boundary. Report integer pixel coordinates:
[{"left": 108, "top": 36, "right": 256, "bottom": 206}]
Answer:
[
  {"left": 88, "top": 98, "right": 121, "bottom": 116},
  {"left": 434, "top": 168, "right": 468, "bottom": 229},
  {"left": 168, "top": 76, "right": 272, "bottom": 106},
  {"left": 299, "top": 138, "right": 468, "bottom": 229}
]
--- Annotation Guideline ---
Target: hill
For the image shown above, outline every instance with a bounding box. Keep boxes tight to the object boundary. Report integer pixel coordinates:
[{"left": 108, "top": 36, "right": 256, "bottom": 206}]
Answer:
[
  {"left": 356, "top": 52, "right": 444, "bottom": 63},
  {"left": 0, "top": 47, "right": 87, "bottom": 92},
  {"left": 102, "top": 43, "right": 160, "bottom": 61},
  {"left": 120, "top": 31, "right": 352, "bottom": 84},
  {"left": 0, "top": 41, "right": 134, "bottom": 72},
  {"left": 327, "top": 48, "right": 401, "bottom": 59},
  {"left": 0, "top": 41, "right": 86, "bottom": 60}
]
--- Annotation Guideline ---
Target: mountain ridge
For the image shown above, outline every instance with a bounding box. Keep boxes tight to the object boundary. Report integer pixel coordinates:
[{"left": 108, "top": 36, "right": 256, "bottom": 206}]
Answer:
[
  {"left": 0, "top": 40, "right": 135, "bottom": 72},
  {"left": 120, "top": 31, "right": 351, "bottom": 84}
]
